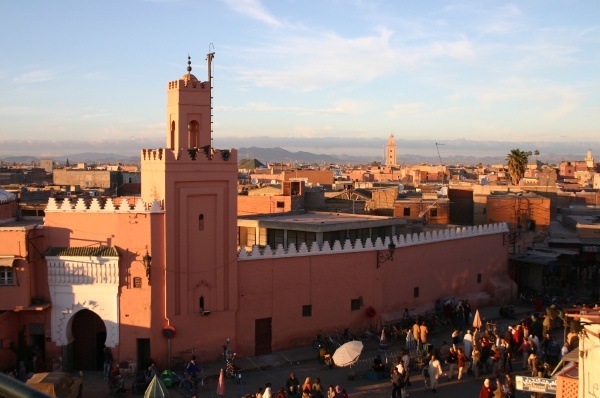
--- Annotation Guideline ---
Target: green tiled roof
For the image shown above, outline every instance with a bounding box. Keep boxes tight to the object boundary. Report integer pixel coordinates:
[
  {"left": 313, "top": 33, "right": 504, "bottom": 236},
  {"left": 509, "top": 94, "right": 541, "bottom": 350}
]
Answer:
[{"left": 45, "top": 247, "right": 119, "bottom": 257}]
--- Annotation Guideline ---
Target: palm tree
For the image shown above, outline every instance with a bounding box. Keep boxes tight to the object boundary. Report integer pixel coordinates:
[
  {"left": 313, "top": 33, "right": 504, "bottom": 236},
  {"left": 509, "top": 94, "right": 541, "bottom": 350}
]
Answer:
[{"left": 506, "top": 149, "right": 530, "bottom": 185}]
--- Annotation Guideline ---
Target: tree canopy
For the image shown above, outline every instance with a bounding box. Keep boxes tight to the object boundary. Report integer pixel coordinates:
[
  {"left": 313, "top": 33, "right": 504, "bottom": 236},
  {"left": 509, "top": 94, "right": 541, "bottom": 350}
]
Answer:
[{"left": 506, "top": 149, "right": 531, "bottom": 185}]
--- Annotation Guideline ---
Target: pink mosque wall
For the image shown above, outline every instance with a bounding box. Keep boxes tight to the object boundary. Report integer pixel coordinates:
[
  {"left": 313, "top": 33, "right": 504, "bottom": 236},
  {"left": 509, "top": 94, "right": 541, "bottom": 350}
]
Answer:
[{"left": 235, "top": 232, "right": 508, "bottom": 355}]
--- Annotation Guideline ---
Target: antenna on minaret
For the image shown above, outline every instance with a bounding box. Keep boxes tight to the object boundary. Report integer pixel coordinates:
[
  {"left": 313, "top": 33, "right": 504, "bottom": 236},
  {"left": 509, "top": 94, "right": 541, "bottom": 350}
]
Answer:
[
  {"left": 207, "top": 43, "right": 215, "bottom": 86},
  {"left": 207, "top": 44, "right": 215, "bottom": 144}
]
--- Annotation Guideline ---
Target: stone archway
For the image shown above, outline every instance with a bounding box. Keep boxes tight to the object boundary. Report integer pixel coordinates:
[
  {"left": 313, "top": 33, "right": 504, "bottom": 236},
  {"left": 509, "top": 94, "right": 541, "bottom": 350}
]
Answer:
[{"left": 70, "top": 309, "right": 107, "bottom": 371}]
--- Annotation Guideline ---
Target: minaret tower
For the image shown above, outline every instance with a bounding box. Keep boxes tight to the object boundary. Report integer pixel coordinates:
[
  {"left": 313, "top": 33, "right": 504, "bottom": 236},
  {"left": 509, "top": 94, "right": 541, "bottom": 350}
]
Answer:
[
  {"left": 385, "top": 134, "right": 397, "bottom": 167},
  {"left": 585, "top": 149, "right": 594, "bottom": 168},
  {"left": 141, "top": 53, "right": 238, "bottom": 361},
  {"left": 166, "top": 54, "right": 215, "bottom": 150}
]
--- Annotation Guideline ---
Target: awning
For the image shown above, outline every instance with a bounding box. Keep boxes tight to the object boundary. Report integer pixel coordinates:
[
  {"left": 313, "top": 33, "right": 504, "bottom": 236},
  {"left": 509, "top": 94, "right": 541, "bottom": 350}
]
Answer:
[
  {"left": 0, "top": 256, "right": 15, "bottom": 267},
  {"left": 14, "top": 303, "right": 51, "bottom": 312},
  {"left": 551, "top": 348, "right": 579, "bottom": 376}
]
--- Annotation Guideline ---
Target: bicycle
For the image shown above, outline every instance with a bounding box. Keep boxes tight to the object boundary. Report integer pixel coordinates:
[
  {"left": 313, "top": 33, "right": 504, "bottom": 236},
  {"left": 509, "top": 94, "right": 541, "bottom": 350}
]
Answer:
[
  {"left": 312, "top": 334, "right": 328, "bottom": 349},
  {"left": 171, "top": 347, "right": 197, "bottom": 371},
  {"left": 361, "top": 327, "right": 379, "bottom": 343},
  {"left": 173, "top": 369, "right": 209, "bottom": 397}
]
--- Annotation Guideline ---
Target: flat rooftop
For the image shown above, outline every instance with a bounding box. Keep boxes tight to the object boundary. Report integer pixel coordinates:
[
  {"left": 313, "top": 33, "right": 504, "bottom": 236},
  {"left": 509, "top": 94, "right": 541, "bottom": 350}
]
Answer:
[{"left": 238, "top": 211, "right": 405, "bottom": 232}]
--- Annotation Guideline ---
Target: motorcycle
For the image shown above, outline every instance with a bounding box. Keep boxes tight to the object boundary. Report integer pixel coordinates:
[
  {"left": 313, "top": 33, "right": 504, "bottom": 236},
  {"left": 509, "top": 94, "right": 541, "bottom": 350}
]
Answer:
[
  {"left": 499, "top": 305, "right": 515, "bottom": 319},
  {"left": 225, "top": 352, "right": 241, "bottom": 382}
]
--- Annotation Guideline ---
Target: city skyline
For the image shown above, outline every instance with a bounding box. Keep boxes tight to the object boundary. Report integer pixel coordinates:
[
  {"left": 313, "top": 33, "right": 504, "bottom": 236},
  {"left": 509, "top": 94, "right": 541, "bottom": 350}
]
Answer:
[{"left": 1, "top": 0, "right": 599, "bottom": 158}]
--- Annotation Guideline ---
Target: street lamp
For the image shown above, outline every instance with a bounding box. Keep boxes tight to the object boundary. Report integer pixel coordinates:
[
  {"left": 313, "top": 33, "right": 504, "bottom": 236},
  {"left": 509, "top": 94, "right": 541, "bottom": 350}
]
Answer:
[
  {"left": 142, "top": 250, "right": 152, "bottom": 286},
  {"left": 376, "top": 241, "right": 396, "bottom": 268}
]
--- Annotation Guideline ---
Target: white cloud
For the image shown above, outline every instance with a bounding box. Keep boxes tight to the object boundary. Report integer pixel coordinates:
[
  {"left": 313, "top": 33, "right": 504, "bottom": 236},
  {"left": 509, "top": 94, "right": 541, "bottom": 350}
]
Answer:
[
  {"left": 222, "top": 0, "right": 282, "bottom": 27},
  {"left": 232, "top": 26, "right": 479, "bottom": 91},
  {"left": 13, "top": 69, "right": 60, "bottom": 83},
  {"left": 216, "top": 99, "right": 371, "bottom": 116}
]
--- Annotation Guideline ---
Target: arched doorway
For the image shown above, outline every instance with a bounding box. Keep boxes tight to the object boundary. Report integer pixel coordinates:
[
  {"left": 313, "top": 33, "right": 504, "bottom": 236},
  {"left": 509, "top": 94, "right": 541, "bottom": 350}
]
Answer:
[{"left": 71, "top": 309, "right": 107, "bottom": 371}]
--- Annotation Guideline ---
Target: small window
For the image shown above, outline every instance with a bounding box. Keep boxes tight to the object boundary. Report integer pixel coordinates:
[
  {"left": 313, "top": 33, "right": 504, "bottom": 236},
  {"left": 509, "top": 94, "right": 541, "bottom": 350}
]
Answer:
[
  {"left": 430, "top": 208, "right": 438, "bottom": 217},
  {"left": 350, "top": 299, "right": 361, "bottom": 311},
  {"left": 170, "top": 121, "right": 175, "bottom": 150},
  {"left": 414, "top": 287, "right": 419, "bottom": 298},
  {"left": 276, "top": 201, "right": 285, "bottom": 209},
  {"left": 133, "top": 277, "right": 142, "bottom": 288},
  {"left": 198, "top": 214, "right": 204, "bottom": 231},
  {"left": 0, "top": 267, "right": 14, "bottom": 285},
  {"left": 477, "top": 273, "right": 482, "bottom": 283},
  {"left": 302, "top": 305, "right": 312, "bottom": 317},
  {"left": 403, "top": 208, "right": 410, "bottom": 216}
]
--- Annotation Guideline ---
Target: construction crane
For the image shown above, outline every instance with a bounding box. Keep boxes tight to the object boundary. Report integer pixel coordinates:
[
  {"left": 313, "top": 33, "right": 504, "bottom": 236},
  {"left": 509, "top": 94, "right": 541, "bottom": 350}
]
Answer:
[
  {"left": 435, "top": 142, "right": 447, "bottom": 191},
  {"left": 418, "top": 143, "right": 446, "bottom": 220}
]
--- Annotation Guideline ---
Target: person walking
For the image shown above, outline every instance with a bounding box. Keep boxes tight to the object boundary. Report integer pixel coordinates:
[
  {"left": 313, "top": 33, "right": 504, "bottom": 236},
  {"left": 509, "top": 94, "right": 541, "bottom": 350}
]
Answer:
[
  {"left": 463, "top": 330, "right": 473, "bottom": 359},
  {"left": 478, "top": 378, "right": 496, "bottom": 398},
  {"left": 390, "top": 367, "right": 402, "bottom": 398},
  {"left": 401, "top": 349, "right": 411, "bottom": 387},
  {"left": 428, "top": 353, "right": 443, "bottom": 393},
  {"left": 422, "top": 356, "right": 431, "bottom": 389},
  {"left": 264, "top": 383, "right": 273, "bottom": 398},
  {"left": 103, "top": 346, "right": 112, "bottom": 380},
  {"left": 327, "top": 385, "right": 335, "bottom": 398},
  {"left": 420, "top": 321, "right": 430, "bottom": 351},
  {"left": 472, "top": 346, "right": 482, "bottom": 379},
  {"left": 286, "top": 372, "right": 300, "bottom": 398},
  {"left": 503, "top": 373, "right": 515, "bottom": 398},
  {"left": 456, "top": 347, "right": 470, "bottom": 380},
  {"left": 312, "top": 378, "right": 324, "bottom": 398},
  {"left": 412, "top": 320, "right": 421, "bottom": 350},
  {"left": 451, "top": 328, "right": 461, "bottom": 350},
  {"left": 517, "top": 338, "right": 532, "bottom": 370},
  {"left": 446, "top": 347, "right": 457, "bottom": 380}
]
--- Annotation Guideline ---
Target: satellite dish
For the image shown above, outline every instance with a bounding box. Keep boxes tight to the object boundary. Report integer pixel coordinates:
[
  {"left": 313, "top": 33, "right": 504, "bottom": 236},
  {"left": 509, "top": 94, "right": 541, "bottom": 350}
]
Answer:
[
  {"left": 439, "top": 186, "right": 448, "bottom": 196},
  {"left": 270, "top": 179, "right": 277, "bottom": 184},
  {"left": 251, "top": 178, "right": 258, "bottom": 184},
  {"left": 480, "top": 177, "right": 488, "bottom": 185},
  {"left": 398, "top": 184, "right": 404, "bottom": 192}
]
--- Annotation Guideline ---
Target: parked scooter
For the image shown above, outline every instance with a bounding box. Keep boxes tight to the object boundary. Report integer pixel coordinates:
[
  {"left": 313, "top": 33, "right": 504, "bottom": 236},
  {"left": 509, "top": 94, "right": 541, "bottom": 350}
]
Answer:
[
  {"left": 221, "top": 339, "right": 240, "bottom": 382},
  {"left": 225, "top": 352, "right": 240, "bottom": 382}
]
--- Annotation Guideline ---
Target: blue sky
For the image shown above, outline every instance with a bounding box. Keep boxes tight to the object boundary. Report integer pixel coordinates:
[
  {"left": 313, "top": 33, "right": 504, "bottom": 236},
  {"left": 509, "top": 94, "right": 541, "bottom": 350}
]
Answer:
[{"left": 0, "top": 0, "right": 599, "bottom": 159}]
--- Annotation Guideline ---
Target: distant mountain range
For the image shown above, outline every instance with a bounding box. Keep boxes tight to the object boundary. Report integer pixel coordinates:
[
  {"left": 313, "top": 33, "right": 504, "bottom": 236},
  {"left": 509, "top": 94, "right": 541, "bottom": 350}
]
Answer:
[{"left": 0, "top": 147, "right": 577, "bottom": 167}]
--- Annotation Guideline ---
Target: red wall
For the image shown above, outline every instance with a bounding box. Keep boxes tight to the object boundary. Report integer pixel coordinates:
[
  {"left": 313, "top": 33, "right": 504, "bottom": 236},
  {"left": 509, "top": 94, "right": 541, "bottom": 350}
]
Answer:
[{"left": 235, "top": 232, "right": 507, "bottom": 355}]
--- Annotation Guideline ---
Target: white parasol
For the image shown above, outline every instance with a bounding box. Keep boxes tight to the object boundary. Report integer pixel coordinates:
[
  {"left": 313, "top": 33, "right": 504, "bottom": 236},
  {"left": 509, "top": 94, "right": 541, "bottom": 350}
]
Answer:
[
  {"left": 332, "top": 340, "right": 364, "bottom": 367},
  {"left": 378, "top": 329, "right": 389, "bottom": 351},
  {"left": 472, "top": 309, "right": 482, "bottom": 330},
  {"left": 144, "top": 375, "right": 170, "bottom": 398},
  {"left": 217, "top": 368, "right": 225, "bottom": 396}
]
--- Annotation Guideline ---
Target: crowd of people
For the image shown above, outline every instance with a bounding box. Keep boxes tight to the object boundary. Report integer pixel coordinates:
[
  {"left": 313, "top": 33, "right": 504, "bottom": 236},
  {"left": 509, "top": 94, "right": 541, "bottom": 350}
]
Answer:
[
  {"left": 240, "top": 372, "right": 351, "bottom": 398},
  {"left": 364, "top": 303, "right": 588, "bottom": 397}
]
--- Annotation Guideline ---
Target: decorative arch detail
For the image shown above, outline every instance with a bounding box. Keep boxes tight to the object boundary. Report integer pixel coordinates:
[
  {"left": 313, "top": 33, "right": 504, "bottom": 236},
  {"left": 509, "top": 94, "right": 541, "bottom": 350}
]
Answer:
[{"left": 54, "top": 301, "right": 119, "bottom": 347}]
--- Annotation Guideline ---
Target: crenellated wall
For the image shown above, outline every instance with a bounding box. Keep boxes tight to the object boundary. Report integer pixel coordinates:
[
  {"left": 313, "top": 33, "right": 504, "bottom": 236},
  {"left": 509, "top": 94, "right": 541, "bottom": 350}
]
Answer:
[
  {"left": 141, "top": 147, "right": 236, "bottom": 164},
  {"left": 44, "top": 197, "right": 164, "bottom": 213},
  {"left": 238, "top": 222, "right": 509, "bottom": 259}
]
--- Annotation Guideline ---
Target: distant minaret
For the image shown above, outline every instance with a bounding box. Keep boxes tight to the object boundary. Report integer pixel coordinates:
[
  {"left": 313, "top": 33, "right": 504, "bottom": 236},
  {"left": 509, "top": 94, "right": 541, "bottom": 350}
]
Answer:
[
  {"left": 585, "top": 149, "right": 594, "bottom": 168},
  {"left": 385, "top": 134, "right": 397, "bottom": 167}
]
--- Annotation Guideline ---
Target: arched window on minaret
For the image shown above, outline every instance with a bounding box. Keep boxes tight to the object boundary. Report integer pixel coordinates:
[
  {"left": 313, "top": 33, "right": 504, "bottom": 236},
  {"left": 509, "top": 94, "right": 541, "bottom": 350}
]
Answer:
[
  {"left": 170, "top": 121, "right": 176, "bottom": 150},
  {"left": 188, "top": 120, "right": 199, "bottom": 148}
]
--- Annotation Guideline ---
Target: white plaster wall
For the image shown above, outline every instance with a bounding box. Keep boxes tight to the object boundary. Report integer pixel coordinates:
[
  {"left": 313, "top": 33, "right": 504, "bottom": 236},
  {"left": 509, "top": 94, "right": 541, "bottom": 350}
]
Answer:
[
  {"left": 579, "top": 322, "right": 600, "bottom": 398},
  {"left": 48, "top": 257, "right": 120, "bottom": 347}
]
